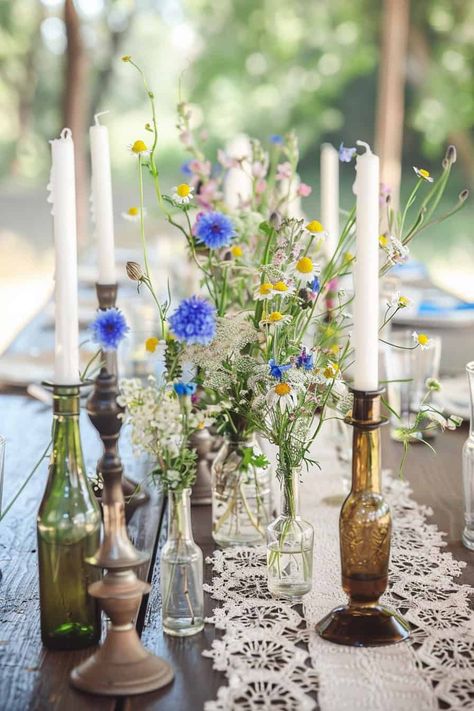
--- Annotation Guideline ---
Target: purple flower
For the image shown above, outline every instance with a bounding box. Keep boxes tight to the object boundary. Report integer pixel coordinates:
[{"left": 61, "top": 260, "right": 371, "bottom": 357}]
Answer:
[
  {"left": 296, "top": 348, "right": 314, "bottom": 370},
  {"left": 173, "top": 381, "right": 197, "bottom": 397},
  {"left": 180, "top": 160, "right": 193, "bottom": 177},
  {"left": 338, "top": 143, "right": 357, "bottom": 163},
  {"left": 90, "top": 308, "right": 129, "bottom": 351},
  {"left": 268, "top": 358, "right": 292, "bottom": 380},
  {"left": 168, "top": 296, "right": 216, "bottom": 345},
  {"left": 270, "top": 134, "right": 284, "bottom": 145},
  {"left": 309, "top": 276, "right": 320, "bottom": 293},
  {"left": 195, "top": 211, "right": 235, "bottom": 249}
]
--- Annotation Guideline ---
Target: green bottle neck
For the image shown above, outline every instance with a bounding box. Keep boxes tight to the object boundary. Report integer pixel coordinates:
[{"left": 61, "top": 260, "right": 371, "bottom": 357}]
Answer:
[{"left": 39, "top": 386, "right": 100, "bottom": 542}]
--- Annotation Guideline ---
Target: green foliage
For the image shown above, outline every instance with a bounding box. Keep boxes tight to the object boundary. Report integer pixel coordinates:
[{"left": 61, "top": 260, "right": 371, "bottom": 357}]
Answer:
[{"left": 240, "top": 447, "right": 270, "bottom": 472}]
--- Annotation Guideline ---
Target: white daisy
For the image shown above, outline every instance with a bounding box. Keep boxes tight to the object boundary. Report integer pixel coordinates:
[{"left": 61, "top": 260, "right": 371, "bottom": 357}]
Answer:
[
  {"left": 172, "top": 183, "right": 194, "bottom": 205},
  {"left": 289, "top": 255, "right": 320, "bottom": 282},
  {"left": 271, "top": 281, "right": 296, "bottom": 298},
  {"left": 128, "top": 139, "right": 151, "bottom": 157},
  {"left": 254, "top": 282, "right": 275, "bottom": 301},
  {"left": 413, "top": 167, "right": 434, "bottom": 182},
  {"left": 386, "top": 291, "right": 412, "bottom": 309},
  {"left": 122, "top": 206, "right": 146, "bottom": 222},
  {"left": 412, "top": 331, "right": 432, "bottom": 350},
  {"left": 259, "top": 311, "right": 292, "bottom": 329},
  {"left": 266, "top": 382, "right": 297, "bottom": 411}
]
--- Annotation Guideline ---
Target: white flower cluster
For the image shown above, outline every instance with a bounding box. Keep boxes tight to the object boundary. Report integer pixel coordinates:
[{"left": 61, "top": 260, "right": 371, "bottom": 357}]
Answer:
[{"left": 118, "top": 377, "right": 185, "bottom": 459}]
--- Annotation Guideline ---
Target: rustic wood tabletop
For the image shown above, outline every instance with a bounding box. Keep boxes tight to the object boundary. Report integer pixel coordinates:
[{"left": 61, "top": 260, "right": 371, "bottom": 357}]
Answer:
[{"left": 0, "top": 284, "right": 472, "bottom": 711}]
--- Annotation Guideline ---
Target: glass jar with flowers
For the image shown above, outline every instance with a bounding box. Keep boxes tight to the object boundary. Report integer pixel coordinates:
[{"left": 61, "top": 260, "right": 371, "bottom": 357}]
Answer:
[{"left": 118, "top": 375, "right": 216, "bottom": 636}]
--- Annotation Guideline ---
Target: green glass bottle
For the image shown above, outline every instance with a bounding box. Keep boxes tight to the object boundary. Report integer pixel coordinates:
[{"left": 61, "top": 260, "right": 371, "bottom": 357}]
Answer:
[{"left": 37, "top": 385, "right": 101, "bottom": 650}]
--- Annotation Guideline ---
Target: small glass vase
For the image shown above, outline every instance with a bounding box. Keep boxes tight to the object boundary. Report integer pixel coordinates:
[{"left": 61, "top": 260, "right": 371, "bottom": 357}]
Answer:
[
  {"left": 462, "top": 361, "right": 474, "bottom": 550},
  {"left": 211, "top": 435, "right": 272, "bottom": 547},
  {"left": 266, "top": 469, "right": 314, "bottom": 601},
  {"left": 160, "top": 487, "right": 204, "bottom": 636}
]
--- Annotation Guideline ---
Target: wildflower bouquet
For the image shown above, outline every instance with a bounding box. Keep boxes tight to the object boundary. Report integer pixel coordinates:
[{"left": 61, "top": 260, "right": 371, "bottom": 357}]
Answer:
[
  {"left": 118, "top": 377, "right": 215, "bottom": 492},
  {"left": 120, "top": 58, "right": 466, "bottom": 596}
]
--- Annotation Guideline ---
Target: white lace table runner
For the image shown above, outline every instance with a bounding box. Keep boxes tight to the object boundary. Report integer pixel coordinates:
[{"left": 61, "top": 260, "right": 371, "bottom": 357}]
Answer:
[{"left": 203, "top": 450, "right": 474, "bottom": 710}]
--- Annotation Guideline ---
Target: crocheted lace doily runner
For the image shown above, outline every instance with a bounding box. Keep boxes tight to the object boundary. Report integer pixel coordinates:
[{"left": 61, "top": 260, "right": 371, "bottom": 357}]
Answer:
[{"left": 203, "top": 456, "right": 474, "bottom": 710}]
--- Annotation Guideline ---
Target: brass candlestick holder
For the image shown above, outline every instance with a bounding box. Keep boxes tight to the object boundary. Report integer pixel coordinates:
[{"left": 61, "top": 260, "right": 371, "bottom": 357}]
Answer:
[
  {"left": 316, "top": 388, "right": 410, "bottom": 647},
  {"left": 94, "top": 282, "right": 147, "bottom": 508},
  {"left": 70, "top": 368, "right": 174, "bottom": 694}
]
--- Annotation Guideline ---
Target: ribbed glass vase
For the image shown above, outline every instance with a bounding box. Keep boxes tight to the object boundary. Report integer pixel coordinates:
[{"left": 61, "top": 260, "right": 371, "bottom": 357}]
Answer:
[{"left": 211, "top": 435, "right": 272, "bottom": 547}]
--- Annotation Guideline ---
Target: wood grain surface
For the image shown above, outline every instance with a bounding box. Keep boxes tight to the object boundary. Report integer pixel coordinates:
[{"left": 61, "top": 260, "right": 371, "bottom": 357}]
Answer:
[{"left": 0, "top": 397, "right": 472, "bottom": 710}]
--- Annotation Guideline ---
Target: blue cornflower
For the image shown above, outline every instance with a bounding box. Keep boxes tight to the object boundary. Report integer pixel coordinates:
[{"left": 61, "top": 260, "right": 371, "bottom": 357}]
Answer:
[
  {"left": 168, "top": 296, "right": 216, "bottom": 345},
  {"left": 90, "top": 308, "right": 129, "bottom": 351},
  {"left": 195, "top": 211, "right": 236, "bottom": 249},
  {"left": 338, "top": 143, "right": 357, "bottom": 163},
  {"left": 173, "top": 381, "right": 197, "bottom": 397},
  {"left": 309, "top": 276, "right": 320, "bottom": 293},
  {"left": 296, "top": 348, "right": 314, "bottom": 370},
  {"left": 180, "top": 160, "right": 193, "bottom": 177},
  {"left": 270, "top": 134, "right": 284, "bottom": 145},
  {"left": 268, "top": 358, "right": 292, "bottom": 380}
]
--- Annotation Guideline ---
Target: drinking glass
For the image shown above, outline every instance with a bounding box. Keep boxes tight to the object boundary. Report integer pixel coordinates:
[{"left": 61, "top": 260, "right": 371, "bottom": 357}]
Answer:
[{"left": 384, "top": 331, "right": 441, "bottom": 441}]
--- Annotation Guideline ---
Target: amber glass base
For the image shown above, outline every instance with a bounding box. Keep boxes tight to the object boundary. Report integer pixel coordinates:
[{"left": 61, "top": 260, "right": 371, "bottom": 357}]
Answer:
[{"left": 316, "top": 604, "right": 410, "bottom": 647}]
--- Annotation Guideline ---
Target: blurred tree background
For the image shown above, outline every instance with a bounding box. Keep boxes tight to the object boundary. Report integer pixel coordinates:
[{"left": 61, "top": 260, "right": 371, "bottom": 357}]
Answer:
[{"left": 0, "top": 0, "right": 472, "bottom": 305}]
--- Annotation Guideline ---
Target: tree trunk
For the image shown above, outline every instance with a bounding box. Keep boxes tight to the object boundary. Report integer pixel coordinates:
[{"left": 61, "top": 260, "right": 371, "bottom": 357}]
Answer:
[
  {"left": 375, "top": 0, "right": 410, "bottom": 210},
  {"left": 63, "top": 0, "right": 89, "bottom": 247}
]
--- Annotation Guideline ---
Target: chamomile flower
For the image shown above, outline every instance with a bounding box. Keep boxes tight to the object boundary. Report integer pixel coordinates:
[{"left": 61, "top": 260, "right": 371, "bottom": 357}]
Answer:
[
  {"left": 172, "top": 183, "right": 194, "bottom": 205},
  {"left": 122, "top": 206, "right": 146, "bottom": 222},
  {"left": 145, "top": 337, "right": 159, "bottom": 353},
  {"left": 231, "top": 245, "right": 243, "bottom": 258},
  {"left": 386, "top": 291, "right": 412, "bottom": 309},
  {"left": 412, "top": 331, "right": 432, "bottom": 350},
  {"left": 413, "top": 167, "right": 434, "bottom": 183},
  {"left": 271, "top": 281, "right": 295, "bottom": 297},
  {"left": 128, "top": 139, "right": 151, "bottom": 157},
  {"left": 305, "top": 220, "right": 324, "bottom": 234},
  {"left": 266, "top": 382, "right": 297, "bottom": 411},
  {"left": 260, "top": 311, "right": 292, "bottom": 328},
  {"left": 254, "top": 282, "right": 274, "bottom": 300},
  {"left": 290, "top": 256, "right": 320, "bottom": 282}
]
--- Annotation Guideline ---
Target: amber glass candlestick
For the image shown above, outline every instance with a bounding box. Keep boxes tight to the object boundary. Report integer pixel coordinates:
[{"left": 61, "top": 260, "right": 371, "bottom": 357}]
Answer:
[{"left": 316, "top": 389, "right": 410, "bottom": 647}]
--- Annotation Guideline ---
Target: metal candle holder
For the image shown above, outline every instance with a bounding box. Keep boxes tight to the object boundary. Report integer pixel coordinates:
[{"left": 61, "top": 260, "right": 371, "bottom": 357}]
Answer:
[
  {"left": 93, "top": 283, "right": 147, "bottom": 507},
  {"left": 70, "top": 284, "right": 173, "bottom": 694},
  {"left": 70, "top": 367, "right": 173, "bottom": 694},
  {"left": 316, "top": 388, "right": 410, "bottom": 647}
]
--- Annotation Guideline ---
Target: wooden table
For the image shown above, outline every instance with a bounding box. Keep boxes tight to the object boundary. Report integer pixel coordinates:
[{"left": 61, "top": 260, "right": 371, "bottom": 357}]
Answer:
[
  {"left": 0, "top": 285, "right": 472, "bottom": 710},
  {"left": 0, "top": 390, "right": 470, "bottom": 711}
]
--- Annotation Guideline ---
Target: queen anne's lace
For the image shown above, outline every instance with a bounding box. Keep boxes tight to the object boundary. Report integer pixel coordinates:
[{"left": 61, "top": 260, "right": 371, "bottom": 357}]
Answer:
[{"left": 204, "top": 454, "right": 474, "bottom": 710}]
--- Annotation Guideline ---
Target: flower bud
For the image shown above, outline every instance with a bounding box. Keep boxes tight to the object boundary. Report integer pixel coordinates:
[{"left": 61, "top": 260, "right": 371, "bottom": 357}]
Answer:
[
  {"left": 126, "top": 261, "right": 144, "bottom": 282},
  {"left": 443, "top": 145, "right": 457, "bottom": 167},
  {"left": 269, "top": 211, "right": 282, "bottom": 230},
  {"left": 459, "top": 189, "right": 469, "bottom": 202}
]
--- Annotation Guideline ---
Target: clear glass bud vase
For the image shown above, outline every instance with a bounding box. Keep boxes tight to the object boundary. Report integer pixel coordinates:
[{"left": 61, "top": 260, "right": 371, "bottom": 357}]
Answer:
[
  {"left": 266, "top": 468, "right": 314, "bottom": 601},
  {"left": 160, "top": 488, "right": 204, "bottom": 636},
  {"left": 37, "top": 385, "right": 101, "bottom": 650},
  {"left": 211, "top": 435, "right": 272, "bottom": 547},
  {"left": 462, "top": 361, "right": 474, "bottom": 550}
]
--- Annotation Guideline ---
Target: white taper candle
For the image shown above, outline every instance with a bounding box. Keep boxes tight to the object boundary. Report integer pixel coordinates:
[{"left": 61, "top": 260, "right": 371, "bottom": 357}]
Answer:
[
  {"left": 352, "top": 140, "right": 380, "bottom": 391},
  {"left": 320, "top": 143, "right": 340, "bottom": 257},
  {"left": 49, "top": 128, "right": 80, "bottom": 384},
  {"left": 90, "top": 112, "right": 116, "bottom": 284}
]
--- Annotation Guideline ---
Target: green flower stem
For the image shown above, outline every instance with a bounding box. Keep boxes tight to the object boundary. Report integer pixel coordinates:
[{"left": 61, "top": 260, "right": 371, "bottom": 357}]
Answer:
[{"left": 0, "top": 439, "right": 52, "bottom": 521}]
